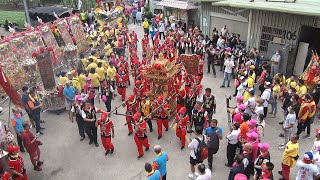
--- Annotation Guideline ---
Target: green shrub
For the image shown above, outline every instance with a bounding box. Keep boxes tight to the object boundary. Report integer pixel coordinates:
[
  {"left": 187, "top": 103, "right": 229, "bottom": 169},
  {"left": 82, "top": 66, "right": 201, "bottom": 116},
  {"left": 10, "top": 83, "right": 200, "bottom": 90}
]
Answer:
[{"left": 0, "top": 10, "right": 26, "bottom": 27}]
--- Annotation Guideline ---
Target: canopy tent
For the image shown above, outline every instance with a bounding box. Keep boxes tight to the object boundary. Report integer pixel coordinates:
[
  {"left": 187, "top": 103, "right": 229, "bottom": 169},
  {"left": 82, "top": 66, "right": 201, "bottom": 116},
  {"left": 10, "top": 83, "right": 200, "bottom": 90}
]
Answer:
[
  {"left": 156, "top": 0, "right": 198, "bottom": 10},
  {"left": 29, "top": 6, "right": 72, "bottom": 23}
]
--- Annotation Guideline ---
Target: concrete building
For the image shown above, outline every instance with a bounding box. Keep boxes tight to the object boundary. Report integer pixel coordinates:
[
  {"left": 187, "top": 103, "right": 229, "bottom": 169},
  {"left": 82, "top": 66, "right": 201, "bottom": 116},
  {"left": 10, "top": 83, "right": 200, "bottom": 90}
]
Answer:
[{"left": 196, "top": 0, "right": 320, "bottom": 76}]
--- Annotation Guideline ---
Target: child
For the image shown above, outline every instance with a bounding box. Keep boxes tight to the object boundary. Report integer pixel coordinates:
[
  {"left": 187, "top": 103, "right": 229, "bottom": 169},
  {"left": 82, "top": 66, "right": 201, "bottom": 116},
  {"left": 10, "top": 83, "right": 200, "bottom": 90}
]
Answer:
[
  {"left": 261, "top": 162, "right": 274, "bottom": 180},
  {"left": 257, "top": 114, "right": 265, "bottom": 142}
]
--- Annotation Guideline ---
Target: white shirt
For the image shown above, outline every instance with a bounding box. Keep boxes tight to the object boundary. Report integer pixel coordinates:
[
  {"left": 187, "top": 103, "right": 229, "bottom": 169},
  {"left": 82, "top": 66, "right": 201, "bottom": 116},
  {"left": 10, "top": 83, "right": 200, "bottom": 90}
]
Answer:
[
  {"left": 221, "top": 27, "right": 229, "bottom": 37},
  {"left": 224, "top": 59, "right": 234, "bottom": 73},
  {"left": 227, "top": 129, "right": 240, "bottom": 144},
  {"left": 245, "top": 97, "right": 256, "bottom": 116},
  {"left": 158, "top": 23, "right": 165, "bottom": 32},
  {"left": 237, "top": 84, "right": 245, "bottom": 96},
  {"left": 271, "top": 53, "right": 281, "bottom": 64},
  {"left": 188, "top": 135, "right": 207, "bottom": 159},
  {"left": 311, "top": 140, "right": 320, "bottom": 155},
  {"left": 196, "top": 94, "right": 204, "bottom": 104},
  {"left": 196, "top": 169, "right": 212, "bottom": 180},
  {"left": 252, "top": 106, "right": 264, "bottom": 120},
  {"left": 296, "top": 160, "right": 319, "bottom": 180},
  {"left": 261, "top": 89, "right": 271, "bottom": 107},
  {"left": 283, "top": 113, "right": 296, "bottom": 131},
  {"left": 313, "top": 152, "right": 320, "bottom": 173}
]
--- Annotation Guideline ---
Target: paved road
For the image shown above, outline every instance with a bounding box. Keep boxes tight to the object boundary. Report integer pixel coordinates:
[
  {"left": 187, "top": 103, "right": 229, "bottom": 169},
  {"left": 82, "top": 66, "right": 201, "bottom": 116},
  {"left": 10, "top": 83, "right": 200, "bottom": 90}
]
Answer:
[{"left": 1, "top": 23, "right": 317, "bottom": 180}]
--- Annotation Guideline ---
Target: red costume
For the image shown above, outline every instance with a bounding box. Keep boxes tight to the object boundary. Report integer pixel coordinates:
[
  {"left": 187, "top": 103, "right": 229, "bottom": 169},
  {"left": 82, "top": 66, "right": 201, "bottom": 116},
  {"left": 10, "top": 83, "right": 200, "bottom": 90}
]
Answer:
[
  {"left": 134, "top": 80, "right": 145, "bottom": 101},
  {"left": 156, "top": 96, "right": 169, "bottom": 138},
  {"left": 175, "top": 107, "right": 189, "bottom": 148},
  {"left": 115, "top": 68, "right": 129, "bottom": 101},
  {"left": 125, "top": 94, "right": 139, "bottom": 134},
  {"left": 133, "top": 112, "right": 150, "bottom": 158},
  {"left": 97, "top": 112, "right": 114, "bottom": 153},
  {"left": 198, "top": 58, "right": 204, "bottom": 82},
  {"left": 0, "top": 171, "right": 11, "bottom": 180},
  {"left": 176, "top": 84, "right": 186, "bottom": 112},
  {"left": 21, "top": 130, "right": 42, "bottom": 169},
  {"left": 8, "top": 146, "right": 28, "bottom": 180},
  {"left": 184, "top": 73, "right": 194, "bottom": 95}
]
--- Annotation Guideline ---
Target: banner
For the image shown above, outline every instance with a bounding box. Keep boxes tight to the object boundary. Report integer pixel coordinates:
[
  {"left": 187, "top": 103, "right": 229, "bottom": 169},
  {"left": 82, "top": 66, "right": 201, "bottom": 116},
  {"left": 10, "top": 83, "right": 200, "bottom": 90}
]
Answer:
[{"left": 180, "top": 54, "right": 199, "bottom": 76}]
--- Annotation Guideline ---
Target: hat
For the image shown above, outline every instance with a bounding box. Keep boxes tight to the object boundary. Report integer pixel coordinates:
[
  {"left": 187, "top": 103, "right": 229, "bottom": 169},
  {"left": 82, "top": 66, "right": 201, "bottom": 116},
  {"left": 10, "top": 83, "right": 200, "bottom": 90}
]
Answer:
[
  {"left": 242, "top": 82, "right": 248, "bottom": 87},
  {"left": 264, "top": 81, "right": 271, "bottom": 87},
  {"left": 249, "top": 88, "right": 255, "bottom": 95},
  {"left": 127, "top": 94, "right": 135, "bottom": 102},
  {"left": 135, "top": 80, "right": 142, "bottom": 85},
  {"left": 249, "top": 65, "right": 255, "bottom": 70},
  {"left": 119, "top": 67, "right": 124, "bottom": 72},
  {"left": 238, "top": 104, "right": 246, "bottom": 111},
  {"left": 258, "top": 143, "right": 270, "bottom": 151},
  {"left": 101, "top": 112, "right": 108, "bottom": 120},
  {"left": 76, "top": 95, "right": 83, "bottom": 101},
  {"left": 86, "top": 77, "right": 91, "bottom": 81},
  {"left": 234, "top": 173, "right": 247, "bottom": 180},
  {"left": 248, "top": 119, "right": 257, "bottom": 126},
  {"left": 179, "top": 107, "right": 187, "bottom": 114},
  {"left": 7, "top": 145, "right": 19, "bottom": 153},
  {"left": 225, "top": 47, "right": 231, "bottom": 51},
  {"left": 246, "top": 132, "right": 258, "bottom": 139},
  {"left": 120, "top": 56, "right": 124, "bottom": 61},
  {"left": 236, "top": 96, "right": 244, "bottom": 102},
  {"left": 240, "top": 76, "right": 245, "bottom": 81},
  {"left": 304, "top": 152, "right": 313, "bottom": 161},
  {"left": 133, "top": 112, "right": 141, "bottom": 120}
]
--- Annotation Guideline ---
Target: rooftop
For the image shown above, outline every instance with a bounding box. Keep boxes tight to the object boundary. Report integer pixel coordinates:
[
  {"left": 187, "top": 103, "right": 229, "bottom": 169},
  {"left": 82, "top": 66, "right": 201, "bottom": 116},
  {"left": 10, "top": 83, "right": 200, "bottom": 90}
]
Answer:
[
  {"left": 205, "top": 0, "right": 320, "bottom": 16},
  {"left": 156, "top": 0, "right": 198, "bottom": 10}
]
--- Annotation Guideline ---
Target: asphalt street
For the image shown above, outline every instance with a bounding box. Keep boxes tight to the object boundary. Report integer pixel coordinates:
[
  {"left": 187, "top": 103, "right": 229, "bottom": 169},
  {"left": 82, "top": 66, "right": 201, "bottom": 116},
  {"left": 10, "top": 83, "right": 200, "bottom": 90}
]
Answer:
[{"left": 0, "top": 23, "right": 318, "bottom": 180}]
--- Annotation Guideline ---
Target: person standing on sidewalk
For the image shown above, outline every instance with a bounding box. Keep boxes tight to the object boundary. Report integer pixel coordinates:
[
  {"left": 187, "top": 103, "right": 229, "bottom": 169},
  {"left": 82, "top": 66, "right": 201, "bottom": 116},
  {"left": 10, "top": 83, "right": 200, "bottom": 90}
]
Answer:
[
  {"left": 71, "top": 95, "right": 86, "bottom": 141},
  {"left": 279, "top": 106, "right": 296, "bottom": 150},
  {"left": 21, "top": 122, "right": 43, "bottom": 171},
  {"left": 204, "top": 119, "right": 223, "bottom": 171},
  {"left": 10, "top": 108, "right": 25, "bottom": 152},
  {"left": 63, "top": 81, "right": 75, "bottom": 122},
  {"left": 279, "top": 134, "right": 299, "bottom": 180},
  {"left": 226, "top": 122, "right": 240, "bottom": 167},
  {"left": 27, "top": 87, "right": 44, "bottom": 136},
  {"left": 221, "top": 55, "right": 234, "bottom": 88},
  {"left": 152, "top": 145, "right": 169, "bottom": 180}
]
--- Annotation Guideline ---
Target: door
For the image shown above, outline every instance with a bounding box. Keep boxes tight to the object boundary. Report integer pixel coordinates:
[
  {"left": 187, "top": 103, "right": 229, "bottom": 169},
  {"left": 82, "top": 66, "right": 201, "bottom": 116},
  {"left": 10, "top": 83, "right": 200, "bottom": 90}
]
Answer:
[{"left": 294, "top": 42, "right": 309, "bottom": 76}]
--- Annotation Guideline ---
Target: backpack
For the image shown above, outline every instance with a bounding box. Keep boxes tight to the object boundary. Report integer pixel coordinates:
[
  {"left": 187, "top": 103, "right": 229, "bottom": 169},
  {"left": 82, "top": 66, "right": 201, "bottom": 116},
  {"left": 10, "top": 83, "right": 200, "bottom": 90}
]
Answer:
[{"left": 195, "top": 136, "right": 208, "bottom": 162}]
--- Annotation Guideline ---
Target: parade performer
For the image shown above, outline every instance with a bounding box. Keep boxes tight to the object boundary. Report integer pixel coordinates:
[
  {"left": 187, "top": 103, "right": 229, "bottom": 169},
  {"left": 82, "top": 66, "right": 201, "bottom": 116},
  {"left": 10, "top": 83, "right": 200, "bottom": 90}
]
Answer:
[
  {"left": 71, "top": 95, "right": 86, "bottom": 141},
  {"left": 115, "top": 67, "right": 129, "bottom": 101},
  {"left": 176, "top": 81, "right": 186, "bottom": 112},
  {"left": 172, "top": 107, "right": 189, "bottom": 149},
  {"left": 155, "top": 95, "right": 169, "bottom": 139},
  {"left": 198, "top": 56, "right": 204, "bottom": 82},
  {"left": 134, "top": 80, "right": 145, "bottom": 102},
  {"left": 133, "top": 112, "right": 150, "bottom": 159},
  {"left": 153, "top": 44, "right": 160, "bottom": 60},
  {"left": 118, "top": 56, "right": 129, "bottom": 77},
  {"left": 81, "top": 101, "right": 100, "bottom": 147},
  {"left": 99, "top": 79, "right": 114, "bottom": 113},
  {"left": 184, "top": 73, "right": 194, "bottom": 95},
  {"left": 96, "top": 112, "right": 114, "bottom": 155},
  {"left": 123, "top": 94, "right": 139, "bottom": 136},
  {"left": 0, "top": 167, "right": 11, "bottom": 180},
  {"left": 8, "top": 145, "right": 29, "bottom": 179},
  {"left": 141, "top": 34, "right": 149, "bottom": 54},
  {"left": 203, "top": 88, "right": 216, "bottom": 122},
  {"left": 185, "top": 88, "right": 197, "bottom": 120},
  {"left": 140, "top": 95, "right": 153, "bottom": 132}
]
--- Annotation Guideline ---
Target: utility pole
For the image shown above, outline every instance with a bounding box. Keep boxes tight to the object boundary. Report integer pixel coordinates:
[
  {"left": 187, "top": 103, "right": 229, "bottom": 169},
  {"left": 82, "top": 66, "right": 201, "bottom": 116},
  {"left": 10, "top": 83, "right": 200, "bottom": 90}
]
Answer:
[{"left": 23, "top": 0, "right": 31, "bottom": 24}]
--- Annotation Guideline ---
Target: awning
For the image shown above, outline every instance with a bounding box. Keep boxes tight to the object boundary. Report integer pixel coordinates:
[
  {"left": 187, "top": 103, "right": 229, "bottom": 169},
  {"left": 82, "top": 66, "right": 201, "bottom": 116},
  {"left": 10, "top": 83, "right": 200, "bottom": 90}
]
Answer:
[{"left": 156, "top": 0, "right": 198, "bottom": 10}]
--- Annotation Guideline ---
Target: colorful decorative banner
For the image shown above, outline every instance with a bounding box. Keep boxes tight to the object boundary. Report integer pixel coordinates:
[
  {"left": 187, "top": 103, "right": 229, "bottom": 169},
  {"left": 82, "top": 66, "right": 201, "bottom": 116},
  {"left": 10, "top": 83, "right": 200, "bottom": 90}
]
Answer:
[
  {"left": 68, "top": 15, "right": 90, "bottom": 53},
  {"left": 180, "top": 54, "right": 200, "bottom": 76},
  {"left": 55, "top": 19, "right": 74, "bottom": 45}
]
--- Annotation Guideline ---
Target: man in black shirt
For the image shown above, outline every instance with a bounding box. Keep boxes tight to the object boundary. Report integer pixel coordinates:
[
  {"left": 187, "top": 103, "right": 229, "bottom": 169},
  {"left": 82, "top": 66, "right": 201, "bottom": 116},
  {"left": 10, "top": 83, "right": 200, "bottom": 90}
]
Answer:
[
  {"left": 280, "top": 88, "right": 296, "bottom": 124},
  {"left": 206, "top": 45, "right": 217, "bottom": 77}
]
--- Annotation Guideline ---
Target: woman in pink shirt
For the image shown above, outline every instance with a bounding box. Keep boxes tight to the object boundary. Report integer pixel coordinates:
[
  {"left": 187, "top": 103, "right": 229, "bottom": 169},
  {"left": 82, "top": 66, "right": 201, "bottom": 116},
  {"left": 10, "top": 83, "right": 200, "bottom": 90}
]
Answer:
[{"left": 246, "top": 132, "right": 259, "bottom": 162}]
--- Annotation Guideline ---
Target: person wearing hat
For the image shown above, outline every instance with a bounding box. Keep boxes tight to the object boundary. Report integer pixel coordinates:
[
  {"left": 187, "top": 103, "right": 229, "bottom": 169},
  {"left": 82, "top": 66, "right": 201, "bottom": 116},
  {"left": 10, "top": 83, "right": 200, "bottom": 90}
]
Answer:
[
  {"left": 8, "top": 145, "right": 30, "bottom": 178},
  {"left": 134, "top": 80, "right": 145, "bottom": 102},
  {"left": 133, "top": 112, "right": 150, "bottom": 159},
  {"left": 220, "top": 54, "right": 234, "bottom": 88},
  {"left": 95, "top": 112, "right": 114, "bottom": 155},
  {"left": 81, "top": 101, "right": 100, "bottom": 147},
  {"left": 246, "top": 131, "right": 259, "bottom": 163},
  {"left": 279, "top": 134, "right": 299, "bottom": 180},
  {"left": 171, "top": 107, "right": 189, "bottom": 150},
  {"left": 295, "top": 152, "right": 319, "bottom": 179},
  {"left": 233, "top": 104, "right": 246, "bottom": 125},
  {"left": 140, "top": 95, "right": 153, "bottom": 132},
  {"left": 155, "top": 95, "right": 169, "bottom": 140},
  {"left": 63, "top": 81, "right": 75, "bottom": 122},
  {"left": 254, "top": 143, "right": 270, "bottom": 179},
  {"left": 123, "top": 94, "right": 139, "bottom": 136},
  {"left": 21, "top": 121, "right": 43, "bottom": 171},
  {"left": 71, "top": 95, "right": 86, "bottom": 141},
  {"left": 115, "top": 67, "right": 129, "bottom": 101},
  {"left": 261, "top": 81, "right": 272, "bottom": 118}
]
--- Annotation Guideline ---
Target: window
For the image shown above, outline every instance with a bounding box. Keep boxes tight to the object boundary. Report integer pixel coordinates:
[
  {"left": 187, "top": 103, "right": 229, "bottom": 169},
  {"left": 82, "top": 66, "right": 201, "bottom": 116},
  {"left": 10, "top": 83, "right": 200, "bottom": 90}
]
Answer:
[{"left": 259, "top": 26, "right": 283, "bottom": 52}]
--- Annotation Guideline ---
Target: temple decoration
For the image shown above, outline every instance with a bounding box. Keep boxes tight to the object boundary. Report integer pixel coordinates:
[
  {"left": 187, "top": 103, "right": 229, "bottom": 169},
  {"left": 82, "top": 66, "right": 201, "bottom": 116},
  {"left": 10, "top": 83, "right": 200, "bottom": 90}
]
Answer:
[
  {"left": 301, "top": 50, "right": 320, "bottom": 90},
  {"left": 180, "top": 54, "right": 200, "bottom": 76},
  {"left": 63, "top": 43, "right": 78, "bottom": 69},
  {"left": 68, "top": 14, "right": 90, "bottom": 53},
  {"left": 143, "top": 54, "right": 180, "bottom": 118}
]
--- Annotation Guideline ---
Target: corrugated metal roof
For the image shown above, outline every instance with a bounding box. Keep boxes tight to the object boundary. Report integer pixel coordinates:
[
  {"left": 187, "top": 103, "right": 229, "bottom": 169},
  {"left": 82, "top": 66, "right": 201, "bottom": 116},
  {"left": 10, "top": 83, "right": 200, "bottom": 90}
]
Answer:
[
  {"left": 211, "top": 0, "right": 320, "bottom": 16},
  {"left": 157, "top": 0, "right": 198, "bottom": 10}
]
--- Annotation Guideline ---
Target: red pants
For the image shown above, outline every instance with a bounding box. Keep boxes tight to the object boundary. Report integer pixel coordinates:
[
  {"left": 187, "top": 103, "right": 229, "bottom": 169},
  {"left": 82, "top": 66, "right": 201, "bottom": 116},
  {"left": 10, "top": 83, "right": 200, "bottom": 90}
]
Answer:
[
  {"left": 177, "top": 103, "right": 183, "bottom": 112},
  {"left": 134, "top": 134, "right": 150, "bottom": 156},
  {"left": 13, "top": 172, "right": 28, "bottom": 180},
  {"left": 126, "top": 116, "right": 133, "bottom": 133},
  {"left": 177, "top": 74, "right": 182, "bottom": 82},
  {"left": 117, "top": 87, "right": 126, "bottom": 101},
  {"left": 156, "top": 118, "right": 169, "bottom": 137},
  {"left": 281, "top": 163, "right": 290, "bottom": 180},
  {"left": 185, "top": 85, "right": 191, "bottom": 95},
  {"left": 101, "top": 136, "right": 114, "bottom": 151},
  {"left": 176, "top": 127, "right": 187, "bottom": 147},
  {"left": 29, "top": 148, "right": 40, "bottom": 167}
]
